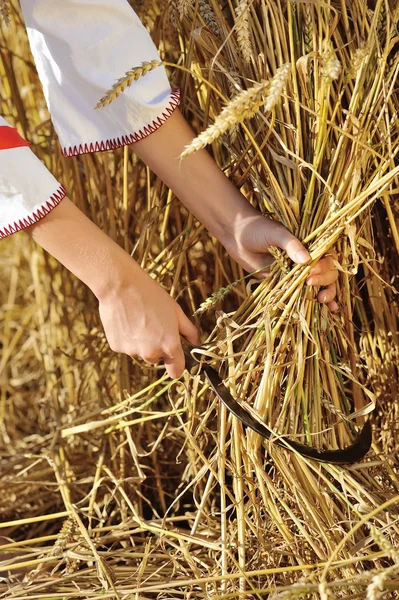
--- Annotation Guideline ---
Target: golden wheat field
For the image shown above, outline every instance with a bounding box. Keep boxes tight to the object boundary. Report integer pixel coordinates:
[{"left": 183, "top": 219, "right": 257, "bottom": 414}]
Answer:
[{"left": 1, "top": 0, "right": 399, "bottom": 598}]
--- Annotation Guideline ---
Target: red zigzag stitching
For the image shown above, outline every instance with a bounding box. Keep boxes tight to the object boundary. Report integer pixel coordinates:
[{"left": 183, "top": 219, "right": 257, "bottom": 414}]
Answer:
[
  {"left": 0, "top": 92, "right": 180, "bottom": 239},
  {"left": 62, "top": 90, "right": 181, "bottom": 158},
  {"left": 0, "top": 185, "right": 67, "bottom": 240}
]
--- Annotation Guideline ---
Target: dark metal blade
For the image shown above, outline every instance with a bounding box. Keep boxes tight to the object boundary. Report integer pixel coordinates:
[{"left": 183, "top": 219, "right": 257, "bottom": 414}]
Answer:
[
  {"left": 180, "top": 336, "right": 372, "bottom": 465},
  {"left": 203, "top": 364, "right": 372, "bottom": 464}
]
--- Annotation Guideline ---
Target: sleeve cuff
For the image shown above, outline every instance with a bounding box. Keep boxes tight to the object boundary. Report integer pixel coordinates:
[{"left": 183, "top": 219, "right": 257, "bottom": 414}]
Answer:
[
  {"left": 0, "top": 184, "right": 66, "bottom": 240},
  {"left": 0, "top": 146, "right": 66, "bottom": 239},
  {"left": 62, "top": 88, "right": 180, "bottom": 157}
]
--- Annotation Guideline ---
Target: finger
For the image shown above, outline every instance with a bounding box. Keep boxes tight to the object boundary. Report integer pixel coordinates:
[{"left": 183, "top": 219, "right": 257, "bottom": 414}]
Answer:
[
  {"left": 274, "top": 228, "right": 311, "bottom": 264},
  {"left": 177, "top": 309, "right": 199, "bottom": 346},
  {"left": 308, "top": 256, "right": 338, "bottom": 277},
  {"left": 317, "top": 283, "right": 336, "bottom": 304},
  {"left": 308, "top": 258, "right": 331, "bottom": 275},
  {"left": 307, "top": 268, "right": 338, "bottom": 287},
  {"left": 327, "top": 300, "right": 339, "bottom": 312},
  {"left": 163, "top": 345, "right": 185, "bottom": 379}
]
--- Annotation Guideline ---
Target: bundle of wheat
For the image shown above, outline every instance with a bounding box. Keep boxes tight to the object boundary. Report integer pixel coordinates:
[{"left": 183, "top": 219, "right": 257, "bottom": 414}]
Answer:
[{"left": 1, "top": 0, "right": 399, "bottom": 598}]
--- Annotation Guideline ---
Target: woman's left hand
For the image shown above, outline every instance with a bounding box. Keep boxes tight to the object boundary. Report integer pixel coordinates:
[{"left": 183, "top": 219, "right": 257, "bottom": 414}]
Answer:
[{"left": 224, "top": 213, "right": 339, "bottom": 312}]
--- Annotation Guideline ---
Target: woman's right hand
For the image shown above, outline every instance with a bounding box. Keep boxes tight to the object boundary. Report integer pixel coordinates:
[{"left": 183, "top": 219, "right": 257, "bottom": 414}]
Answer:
[
  {"left": 98, "top": 262, "right": 198, "bottom": 379},
  {"left": 26, "top": 196, "right": 198, "bottom": 379}
]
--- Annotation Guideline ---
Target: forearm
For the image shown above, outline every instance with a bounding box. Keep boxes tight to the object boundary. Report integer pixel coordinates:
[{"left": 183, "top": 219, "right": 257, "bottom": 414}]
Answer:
[
  {"left": 133, "top": 109, "right": 257, "bottom": 245},
  {"left": 25, "top": 196, "right": 141, "bottom": 299}
]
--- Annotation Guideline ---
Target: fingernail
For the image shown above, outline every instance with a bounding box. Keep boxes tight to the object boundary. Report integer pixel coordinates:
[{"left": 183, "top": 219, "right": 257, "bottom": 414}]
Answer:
[
  {"left": 307, "top": 278, "right": 313, "bottom": 286},
  {"left": 295, "top": 250, "right": 311, "bottom": 263}
]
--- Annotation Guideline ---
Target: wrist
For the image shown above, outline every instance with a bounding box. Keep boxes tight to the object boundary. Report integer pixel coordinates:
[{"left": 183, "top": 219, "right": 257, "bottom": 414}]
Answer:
[
  {"left": 26, "top": 196, "right": 146, "bottom": 302},
  {"left": 209, "top": 192, "right": 261, "bottom": 250},
  {"left": 91, "top": 245, "right": 145, "bottom": 302}
]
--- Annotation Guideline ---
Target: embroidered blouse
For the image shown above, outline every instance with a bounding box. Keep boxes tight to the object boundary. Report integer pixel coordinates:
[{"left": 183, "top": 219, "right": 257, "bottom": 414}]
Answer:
[{"left": 0, "top": 0, "right": 180, "bottom": 239}]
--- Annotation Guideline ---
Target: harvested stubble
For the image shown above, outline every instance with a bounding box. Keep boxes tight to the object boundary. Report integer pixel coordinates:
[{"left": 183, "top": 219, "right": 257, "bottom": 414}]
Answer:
[{"left": 1, "top": 0, "right": 399, "bottom": 598}]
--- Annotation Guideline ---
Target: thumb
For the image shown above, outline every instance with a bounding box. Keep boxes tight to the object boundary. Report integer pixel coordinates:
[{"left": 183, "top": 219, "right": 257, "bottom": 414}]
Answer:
[{"left": 275, "top": 228, "right": 311, "bottom": 265}]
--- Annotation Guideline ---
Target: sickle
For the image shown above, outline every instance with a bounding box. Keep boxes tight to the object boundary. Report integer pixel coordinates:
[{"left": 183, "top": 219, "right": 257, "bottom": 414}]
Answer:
[{"left": 181, "top": 337, "right": 372, "bottom": 464}]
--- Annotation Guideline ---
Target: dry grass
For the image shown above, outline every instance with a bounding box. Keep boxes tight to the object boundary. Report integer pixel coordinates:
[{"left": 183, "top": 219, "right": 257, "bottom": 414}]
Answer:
[{"left": 1, "top": 0, "right": 399, "bottom": 598}]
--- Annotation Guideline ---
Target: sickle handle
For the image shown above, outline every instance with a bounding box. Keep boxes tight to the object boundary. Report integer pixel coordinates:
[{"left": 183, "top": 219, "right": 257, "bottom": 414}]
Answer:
[{"left": 180, "top": 335, "right": 201, "bottom": 373}]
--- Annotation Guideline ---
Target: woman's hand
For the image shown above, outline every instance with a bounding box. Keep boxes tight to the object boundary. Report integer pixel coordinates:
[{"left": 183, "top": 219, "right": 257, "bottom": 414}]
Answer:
[
  {"left": 224, "top": 213, "right": 339, "bottom": 312},
  {"left": 98, "top": 265, "right": 198, "bottom": 379},
  {"left": 26, "top": 196, "right": 198, "bottom": 379}
]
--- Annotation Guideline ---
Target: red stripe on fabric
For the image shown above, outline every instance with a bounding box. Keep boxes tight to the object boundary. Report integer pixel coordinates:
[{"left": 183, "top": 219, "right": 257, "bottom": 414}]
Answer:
[
  {"left": 62, "top": 89, "right": 181, "bottom": 157},
  {"left": 0, "top": 126, "right": 30, "bottom": 151}
]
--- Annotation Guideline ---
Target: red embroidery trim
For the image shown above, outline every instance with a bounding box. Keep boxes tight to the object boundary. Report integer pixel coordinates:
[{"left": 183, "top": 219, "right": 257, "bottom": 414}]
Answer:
[
  {"left": 62, "top": 90, "right": 181, "bottom": 157},
  {"left": 0, "top": 126, "right": 30, "bottom": 151},
  {"left": 0, "top": 185, "right": 67, "bottom": 240}
]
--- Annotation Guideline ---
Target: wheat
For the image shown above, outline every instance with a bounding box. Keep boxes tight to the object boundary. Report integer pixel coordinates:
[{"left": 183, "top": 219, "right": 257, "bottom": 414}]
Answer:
[
  {"left": 303, "top": 4, "right": 313, "bottom": 54},
  {"left": 195, "top": 281, "right": 240, "bottom": 314},
  {"left": 366, "top": 572, "right": 387, "bottom": 600},
  {"left": 181, "top": 63, "right": 289, "bottom": 157},
  {"left": 235, "top": 1, "right": 252, "bottom": 64},
  {"left": 348, "top": 46, "right": 369, "bottom": 78},
  {"left": 0, "top": 0, "right": 10, "bottom": 25},
  {"left": 198, "top": 0, "right": 221, "bottom": 37},
  {"left": 51, "top": 518, "right": 78, "bottom": 556},
  {"left": 168, "top": 0, "right": 179, "bottom": 26},
  {"left": 3, "top": 2, "right": 399, "bottom": 599},
  {"left": 263, "top": 62, "right": 290, "bottom": 111},
  {"left": 177, "top": 0, "right": 193, "bottom": 19},
  {"left": 96, "top": 60, "right": 162, "bottom": 108},
  {"left": 376, "top": 1, "right": 387, "bottom": 38},
  {"left": 267, "top": 246, "right": 290, "bottom": 273}
]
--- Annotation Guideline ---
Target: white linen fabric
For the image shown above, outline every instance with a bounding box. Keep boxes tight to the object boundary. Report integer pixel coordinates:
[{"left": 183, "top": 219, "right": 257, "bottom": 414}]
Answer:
[
  {"left": 21, "top": 0, "right": 180, "bottom": 157},
  {"left": 0, "top": 0, "right": 179, "bottom": 239}
]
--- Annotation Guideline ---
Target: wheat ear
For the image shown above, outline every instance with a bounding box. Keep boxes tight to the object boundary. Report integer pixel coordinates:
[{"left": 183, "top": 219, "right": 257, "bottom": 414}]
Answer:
[
  {"left": 0, "top": 0, "right": 10, "bottom": 25},
  {"left": 96, "top": 60, "right": 162, "bottom": 109},
  {"left": 198, "top": 0, "right": 221, "bottom": 37},
  {"left": 177, "top": 0, "right": 193, "bottom": 19},
  {"left": 235, "top": 1, "right": 252, "bottom": 63},
  {"left": 180, "top": 63, "right": 290, "bottom": 158}
]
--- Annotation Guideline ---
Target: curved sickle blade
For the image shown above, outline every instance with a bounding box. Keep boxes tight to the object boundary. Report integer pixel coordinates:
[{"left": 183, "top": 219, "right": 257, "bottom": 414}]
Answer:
[
  {"left": 204, "top": 364, "right": 372, "bottom": 464},
  {"left": 181, "top": 337, "right": 372, "bottom": 464}
]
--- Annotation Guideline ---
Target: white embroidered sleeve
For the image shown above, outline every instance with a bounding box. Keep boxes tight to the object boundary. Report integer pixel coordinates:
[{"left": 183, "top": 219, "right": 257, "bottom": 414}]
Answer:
[
  {"left": 20, "top": 0, "right": 180, "bottom": 158},
  {"left": 0, "top": 118, "right": 66, "bottom": 240}
]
